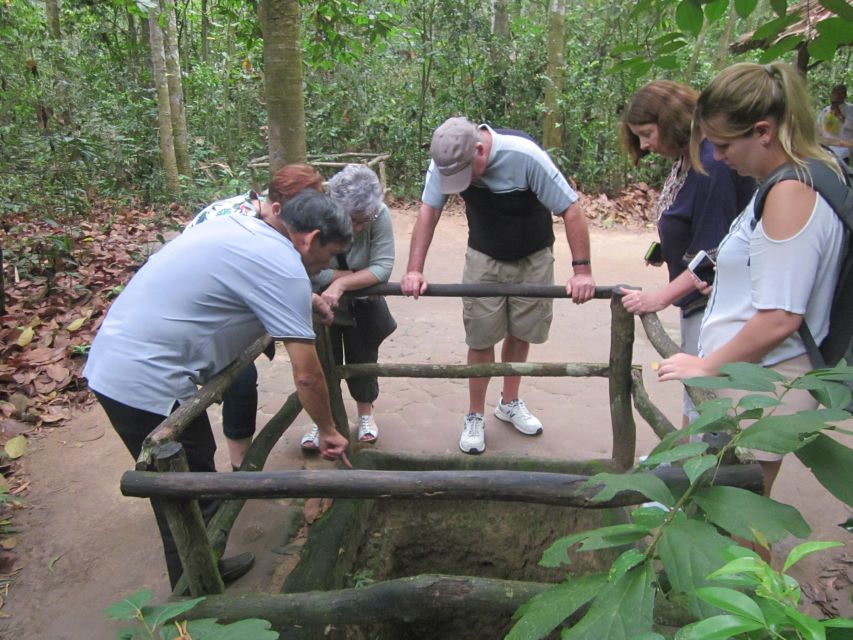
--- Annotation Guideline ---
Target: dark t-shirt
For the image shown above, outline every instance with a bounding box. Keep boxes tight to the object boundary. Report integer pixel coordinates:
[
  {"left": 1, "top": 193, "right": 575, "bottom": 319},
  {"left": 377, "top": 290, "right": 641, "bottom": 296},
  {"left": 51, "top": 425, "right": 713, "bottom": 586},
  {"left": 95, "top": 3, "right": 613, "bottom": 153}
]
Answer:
[{"left": 658, "top": 139, "right": 755, "bottom": 313}]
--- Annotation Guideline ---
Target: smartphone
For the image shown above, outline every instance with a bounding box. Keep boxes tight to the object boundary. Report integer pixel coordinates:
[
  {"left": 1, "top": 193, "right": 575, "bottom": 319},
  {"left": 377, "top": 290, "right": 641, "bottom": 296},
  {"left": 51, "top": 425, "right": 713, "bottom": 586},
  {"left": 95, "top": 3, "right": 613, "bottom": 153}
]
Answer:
[
  {"left": 687, "top": 250, "right": 716, "bottom": 281},
  {"left": 644, "top": 241, "right": 663, "bottom": 263}
]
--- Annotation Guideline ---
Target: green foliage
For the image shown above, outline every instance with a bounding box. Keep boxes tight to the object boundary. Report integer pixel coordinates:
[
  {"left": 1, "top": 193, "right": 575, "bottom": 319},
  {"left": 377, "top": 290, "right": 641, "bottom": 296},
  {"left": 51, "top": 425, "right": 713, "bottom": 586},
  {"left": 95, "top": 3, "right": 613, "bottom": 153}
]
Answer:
[
  {"left": 508, "top": 362, "right": 853, "bottom": 638},
  {"left": 104, "top": 588, "right": 279, "bottom": 639}
]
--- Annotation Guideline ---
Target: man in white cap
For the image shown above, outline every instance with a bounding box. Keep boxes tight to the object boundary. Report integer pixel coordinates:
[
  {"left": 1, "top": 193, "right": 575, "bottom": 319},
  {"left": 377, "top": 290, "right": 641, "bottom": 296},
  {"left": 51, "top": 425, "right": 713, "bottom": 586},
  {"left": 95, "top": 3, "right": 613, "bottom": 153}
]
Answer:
[{"left": 401, "top": 116, "right": 595, "bottom": 454}]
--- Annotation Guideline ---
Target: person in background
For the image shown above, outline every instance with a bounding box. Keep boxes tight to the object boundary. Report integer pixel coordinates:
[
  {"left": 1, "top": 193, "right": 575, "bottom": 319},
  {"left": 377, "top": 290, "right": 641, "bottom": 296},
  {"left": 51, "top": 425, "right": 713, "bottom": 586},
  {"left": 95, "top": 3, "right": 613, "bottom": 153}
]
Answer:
[
  {"left": 618, "top": 80, "right": 755, "bottom": 425},
  {"left": 657, "top": 63, "right": 845, "bottom": 505},
  {"left": 186, "top": 164, "right": 325, "bottom": 470},
  {"left": 300, "top": 165, "right": 395, "bottom": 449},
  {"left": 816, "top": 83, "right": 853, "bottom": 165},
  {"left": 84, "top": 189, "right": 353, "bottom": 588},
  {"left": 401, "top": 117, "right": 595, "bottom": 455}
]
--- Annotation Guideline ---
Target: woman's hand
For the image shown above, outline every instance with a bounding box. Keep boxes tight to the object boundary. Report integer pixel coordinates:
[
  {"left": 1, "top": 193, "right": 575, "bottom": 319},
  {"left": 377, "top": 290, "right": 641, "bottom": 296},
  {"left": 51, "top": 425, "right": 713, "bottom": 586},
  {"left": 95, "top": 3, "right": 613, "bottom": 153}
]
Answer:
[
  {"left": 311, "top": 294, "right": 334, "bottom": 326},
  {"left": 321, "top": 281, "right": 346, "bottom": 310},
  {"left": 318, "top": 428, "right": 352, "bottom": 468},
  {"left": 657, "top": 353, "right": 716, "bottom": 381},
  {"left": 619, "top": 287, "right": 666, "bottom": 315}
]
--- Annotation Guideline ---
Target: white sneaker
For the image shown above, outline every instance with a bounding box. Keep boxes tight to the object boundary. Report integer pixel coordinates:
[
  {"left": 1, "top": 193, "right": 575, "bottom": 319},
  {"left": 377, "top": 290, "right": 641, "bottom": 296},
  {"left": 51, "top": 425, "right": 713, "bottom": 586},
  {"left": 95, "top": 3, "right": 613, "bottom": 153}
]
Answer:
[
  {"left": 494, "top": 396, "right": 543, "bottom": 435},
  {"left": 459, "top": 413, "right": 486, "bottom": 455}
]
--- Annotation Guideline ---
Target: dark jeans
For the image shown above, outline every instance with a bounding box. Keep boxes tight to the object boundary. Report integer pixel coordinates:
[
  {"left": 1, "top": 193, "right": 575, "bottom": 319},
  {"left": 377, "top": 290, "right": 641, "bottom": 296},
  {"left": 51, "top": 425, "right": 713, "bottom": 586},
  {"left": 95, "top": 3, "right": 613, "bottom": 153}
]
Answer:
[
  {"left": 330, "top": 323, "right": 380, "bottom": 404},
  {"left": 221, "top": 362, "right": 258, "bottom": 440},
  {"left": 94, "top": 391, "right": 218, "bottom": 588}
]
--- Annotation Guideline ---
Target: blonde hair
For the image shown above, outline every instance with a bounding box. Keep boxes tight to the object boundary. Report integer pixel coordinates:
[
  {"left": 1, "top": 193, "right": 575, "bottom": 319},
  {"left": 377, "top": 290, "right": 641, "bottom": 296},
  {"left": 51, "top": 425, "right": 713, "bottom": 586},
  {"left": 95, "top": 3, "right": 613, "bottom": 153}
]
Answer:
[{"left": 689, "top": 62, "right": 840, "bottom": 180}]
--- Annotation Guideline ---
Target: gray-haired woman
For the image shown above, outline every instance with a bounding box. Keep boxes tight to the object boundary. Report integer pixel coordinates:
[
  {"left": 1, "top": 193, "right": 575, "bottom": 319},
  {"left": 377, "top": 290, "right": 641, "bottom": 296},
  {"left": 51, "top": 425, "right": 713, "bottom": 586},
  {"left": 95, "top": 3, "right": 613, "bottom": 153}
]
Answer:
[{"left": 301, "top": 165, "right": 396, "bottom": 448}]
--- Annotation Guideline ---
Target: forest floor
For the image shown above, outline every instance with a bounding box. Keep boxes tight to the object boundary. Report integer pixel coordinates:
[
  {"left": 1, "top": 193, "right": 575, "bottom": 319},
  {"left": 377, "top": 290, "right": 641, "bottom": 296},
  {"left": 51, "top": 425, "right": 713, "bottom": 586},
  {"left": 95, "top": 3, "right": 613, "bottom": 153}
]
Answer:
[{"left": 0, "top": 198, "right": 851, "bottom": 638}]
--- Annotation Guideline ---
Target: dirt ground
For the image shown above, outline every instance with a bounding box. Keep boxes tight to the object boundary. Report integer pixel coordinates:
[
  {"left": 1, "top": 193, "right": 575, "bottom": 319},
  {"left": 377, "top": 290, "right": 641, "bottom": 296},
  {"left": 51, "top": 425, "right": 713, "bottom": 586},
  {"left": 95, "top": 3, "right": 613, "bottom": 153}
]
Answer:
[{"left": 1, "top": 207, "right": 851, "bottom": 639}]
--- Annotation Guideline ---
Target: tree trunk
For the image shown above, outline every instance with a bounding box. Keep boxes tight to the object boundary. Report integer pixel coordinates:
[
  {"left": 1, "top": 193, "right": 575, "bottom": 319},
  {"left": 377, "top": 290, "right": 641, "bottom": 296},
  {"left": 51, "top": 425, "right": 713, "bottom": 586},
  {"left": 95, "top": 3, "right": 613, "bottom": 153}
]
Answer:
[
  {"left": 684, "top": 17, "right": 707, "bottom": 83},
  {"left": 490, "top": 0, "right": 508, "bottom": 62},
  {"left": 260, "top": 0, "right": 307, "bottom": 172},
  {"left": 542, "top": 0, "right": 565, "bottom": 152},
  {"left": 200, "top": 0, "right": 210, "bottom": 63},
  {"left": 148, "top": 5, "right": 181, "bottom": 196},
  {"left": 127, "top": 10, "right": 139, "bottom": 81},
  {"left": 45, "top": 0, "right": 61, "bottom": 39},
  {"left": 162, "top": 0, "right": 191, "bottom": 177},
  {"left": 715, "top": 2, "right": 737, "bottom": 70}
]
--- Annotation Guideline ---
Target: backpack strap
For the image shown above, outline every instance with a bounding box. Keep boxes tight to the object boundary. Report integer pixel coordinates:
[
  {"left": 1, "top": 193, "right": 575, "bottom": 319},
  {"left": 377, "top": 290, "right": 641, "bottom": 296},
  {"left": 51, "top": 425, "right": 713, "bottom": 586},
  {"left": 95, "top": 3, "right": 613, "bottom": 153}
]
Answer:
[{"left": 751, "top": 157, "right": 853, "bottom": 369}]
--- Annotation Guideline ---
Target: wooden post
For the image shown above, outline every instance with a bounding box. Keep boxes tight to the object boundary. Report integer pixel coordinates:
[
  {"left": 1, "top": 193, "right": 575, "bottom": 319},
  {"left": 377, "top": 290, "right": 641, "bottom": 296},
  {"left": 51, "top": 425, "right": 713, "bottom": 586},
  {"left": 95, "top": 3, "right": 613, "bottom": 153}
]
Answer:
[
  {"left": 630, "top": 368, "right": 677, "bottom": 439},
  {"left": 153, "top": 442, "right": 224, "bottom": 596},
  {"left": 609, "top": 293, "right": 637, "bottom": 469},
  {"left": 171, "top": 391, "right": 304, "bottom": 596},
  {"left": 314, "top": 321, "right": 350, "bottom": 440}
]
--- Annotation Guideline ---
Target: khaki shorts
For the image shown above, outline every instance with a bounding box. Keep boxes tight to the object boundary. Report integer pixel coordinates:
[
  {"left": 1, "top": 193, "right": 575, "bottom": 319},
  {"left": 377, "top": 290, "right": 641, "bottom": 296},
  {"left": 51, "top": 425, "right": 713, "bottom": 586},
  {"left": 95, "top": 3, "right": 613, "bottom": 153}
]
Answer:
[
  {"left": 462, "top": 246, "right": 554, "bottom": 349},
  {"left": 712, "top": 353, "right": 817, "bottom": 462}
]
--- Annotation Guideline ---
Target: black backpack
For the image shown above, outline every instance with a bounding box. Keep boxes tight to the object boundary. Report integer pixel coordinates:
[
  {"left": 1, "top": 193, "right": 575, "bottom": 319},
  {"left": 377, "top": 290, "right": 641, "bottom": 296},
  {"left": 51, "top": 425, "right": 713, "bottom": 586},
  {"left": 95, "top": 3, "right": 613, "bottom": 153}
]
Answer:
[{"left": 753, "top": 157, "right": 853, "bottom": 370}]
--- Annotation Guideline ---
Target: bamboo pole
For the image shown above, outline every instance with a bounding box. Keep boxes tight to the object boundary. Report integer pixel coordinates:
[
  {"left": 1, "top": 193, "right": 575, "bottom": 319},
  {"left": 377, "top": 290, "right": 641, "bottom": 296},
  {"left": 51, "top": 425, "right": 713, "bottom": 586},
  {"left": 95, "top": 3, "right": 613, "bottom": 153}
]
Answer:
[
  {"left": 153, "top": 442, "right": 224, "bottom": 596},
  {"left": 338, "top": 362, "right": 614, "bottom": 379},
  {"left": 137, "top": 334, "right": 273, "bottom": 469},
  {"left": 121, "top": 465, "right": 764, "bottom": 508},
  {"left": 609, "top": 294, "right": 637, "bottom": 469}
]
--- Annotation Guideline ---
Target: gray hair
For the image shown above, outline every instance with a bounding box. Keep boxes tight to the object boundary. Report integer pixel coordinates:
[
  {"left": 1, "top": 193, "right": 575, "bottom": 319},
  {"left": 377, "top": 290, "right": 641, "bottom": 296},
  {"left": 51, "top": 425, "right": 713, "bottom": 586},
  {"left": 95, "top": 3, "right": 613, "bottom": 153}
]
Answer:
[
  {"left": 327, "top": 164, "right": 384, "bottom": 218},
  {"left": 278, "top": 190, "right": 353, "bottom": 246}
]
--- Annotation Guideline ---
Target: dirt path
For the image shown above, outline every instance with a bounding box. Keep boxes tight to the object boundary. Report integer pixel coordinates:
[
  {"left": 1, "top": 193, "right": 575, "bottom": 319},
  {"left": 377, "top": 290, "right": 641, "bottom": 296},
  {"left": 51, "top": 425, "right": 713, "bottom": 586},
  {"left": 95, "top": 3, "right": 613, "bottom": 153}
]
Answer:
[{"left": 2, "top": 208, "right": 851, "bottom": 638}]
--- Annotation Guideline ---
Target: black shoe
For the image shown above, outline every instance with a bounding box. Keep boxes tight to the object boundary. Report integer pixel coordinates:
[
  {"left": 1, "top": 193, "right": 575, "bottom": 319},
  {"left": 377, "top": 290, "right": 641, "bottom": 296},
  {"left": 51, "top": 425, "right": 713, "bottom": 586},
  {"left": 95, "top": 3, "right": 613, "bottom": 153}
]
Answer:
[{"left": 218, "top": 552, "right": 255, "bottom": 584}]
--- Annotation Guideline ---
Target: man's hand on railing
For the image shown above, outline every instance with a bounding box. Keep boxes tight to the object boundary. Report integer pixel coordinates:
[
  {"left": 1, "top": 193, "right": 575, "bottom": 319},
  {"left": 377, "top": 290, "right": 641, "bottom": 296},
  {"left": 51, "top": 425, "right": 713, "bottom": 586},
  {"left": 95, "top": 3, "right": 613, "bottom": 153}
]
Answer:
[
  {"left": 566, "top": 273, "right": 596, "bottom": 304},
  {"left": 400, "top": 271, "right": 429, "bottom": 299}
]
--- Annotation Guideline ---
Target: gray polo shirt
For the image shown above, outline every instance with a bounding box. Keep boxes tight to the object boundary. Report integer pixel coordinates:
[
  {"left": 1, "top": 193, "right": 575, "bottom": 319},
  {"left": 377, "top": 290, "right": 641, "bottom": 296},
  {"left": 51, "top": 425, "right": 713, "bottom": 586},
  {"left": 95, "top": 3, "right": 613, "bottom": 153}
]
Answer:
[
  {"left": 84, "top": 215, "right": 314, "bottom": 415},
  {"left": 422, "top": 124, "right": 578, "bottom": 261}
]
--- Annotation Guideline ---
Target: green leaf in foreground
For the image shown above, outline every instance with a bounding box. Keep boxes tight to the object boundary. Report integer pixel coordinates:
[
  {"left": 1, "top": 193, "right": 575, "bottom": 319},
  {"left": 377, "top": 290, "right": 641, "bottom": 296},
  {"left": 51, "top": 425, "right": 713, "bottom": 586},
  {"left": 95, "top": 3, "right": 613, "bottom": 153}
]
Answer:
[
  {"left": 506, "top": 574, "right": 606, "bottom": 640},
  {"left": 104, "top": 589, "right": 153, "bottom": 620},
  {"left": 684, "top": 455, "right": 718, "bottom": 485},
  {"left": 639, "top": 442, "right": 707, "bottom": 468},
  {"left": 658, "top": 518, "right": 734, "bottom": 619},
  {"left": 563, "top": 563, "right": 655, "bottom": 640},
  {"left": 162, "top": 618, "right": 280, "bottom": 639},
  {"left": 675, "top": 614, "right": 764, "bottom": 639},
  {"left": 693, "top": 587, "right": 765, "bottom": 624},
  {"left": 693, "top": 486, "right": 811, "bottom": 542},
  {"left": 795, "top": 434, "right": 853, "bottom": 507},
  {"left": 783, "top": 540, "right": 844, "bottom": 572},
  {"left": 582, "top": 472, "right": 675, "bottom": 507}
]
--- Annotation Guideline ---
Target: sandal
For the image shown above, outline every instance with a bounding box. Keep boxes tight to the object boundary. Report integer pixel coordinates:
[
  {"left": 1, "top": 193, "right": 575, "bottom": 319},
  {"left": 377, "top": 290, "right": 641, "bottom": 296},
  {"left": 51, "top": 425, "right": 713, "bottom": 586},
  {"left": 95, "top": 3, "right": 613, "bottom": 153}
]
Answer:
[
  {"left": 357, "top": 415, "right": 378, "bottom": 443},
  {"left": 300, "top": 424, "right": 320, "bottom": 451}
]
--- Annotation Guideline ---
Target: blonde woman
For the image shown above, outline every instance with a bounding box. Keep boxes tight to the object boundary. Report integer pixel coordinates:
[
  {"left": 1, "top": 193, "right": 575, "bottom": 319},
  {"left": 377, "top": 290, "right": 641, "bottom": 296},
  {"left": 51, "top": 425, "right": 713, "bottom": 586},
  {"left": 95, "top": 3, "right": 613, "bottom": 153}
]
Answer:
[{"left": 657, "top": 63, "right": 846, "bottom": 498}]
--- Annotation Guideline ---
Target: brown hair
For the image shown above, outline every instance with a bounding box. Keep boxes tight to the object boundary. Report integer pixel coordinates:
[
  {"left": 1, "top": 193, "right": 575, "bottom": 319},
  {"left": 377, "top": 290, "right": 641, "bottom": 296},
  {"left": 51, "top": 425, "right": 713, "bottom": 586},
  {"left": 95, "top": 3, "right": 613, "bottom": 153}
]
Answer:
[
  {"left": 267, "top": 164, "right": 324, "bottom": 204},
  {"left": 621, "top": 80, "right": 698, "bottom": 166}
]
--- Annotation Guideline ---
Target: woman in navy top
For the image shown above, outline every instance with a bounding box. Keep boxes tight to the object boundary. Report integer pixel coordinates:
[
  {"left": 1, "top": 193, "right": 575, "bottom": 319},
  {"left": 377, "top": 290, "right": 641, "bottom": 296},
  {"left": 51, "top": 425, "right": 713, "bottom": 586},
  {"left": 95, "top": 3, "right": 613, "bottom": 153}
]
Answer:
[{"left": 618, "top": 80, "right": 755, "bottom": 424}]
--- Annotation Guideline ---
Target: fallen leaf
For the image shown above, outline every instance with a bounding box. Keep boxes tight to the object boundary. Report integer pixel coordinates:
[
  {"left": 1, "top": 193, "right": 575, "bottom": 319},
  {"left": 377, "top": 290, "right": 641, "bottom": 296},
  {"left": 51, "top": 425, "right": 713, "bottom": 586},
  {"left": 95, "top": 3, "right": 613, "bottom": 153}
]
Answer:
[
  {"left": 4, "top": 436, "right": 27, "bottom": 460},
  {"left": 48, "top": 554, "right": 62, "bottom": 571},
  {"left": 45, "top": 364, "right": 69, "bottom": 382},
  {"left": 66, "top": 318, "right": 85, "bottom": 332},
  {"left": 1, "top": 538, "right": 16, "bottom": 550},
  {"left": 15, "top": 327, "right": 34, "bottom": 348}
]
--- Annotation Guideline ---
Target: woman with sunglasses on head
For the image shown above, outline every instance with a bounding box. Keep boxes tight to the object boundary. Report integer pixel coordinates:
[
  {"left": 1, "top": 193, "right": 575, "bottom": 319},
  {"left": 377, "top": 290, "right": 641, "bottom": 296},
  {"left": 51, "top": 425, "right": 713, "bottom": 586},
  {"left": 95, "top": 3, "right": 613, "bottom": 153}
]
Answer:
[
  {"left": 618, "top": 80, "right": 755, "bottom": 427},
  {"left": 301, "top": 164, "right": 396, "bottom": 449},
  {"left": 657, "top": 63, "right": 846, "bottom": 499}
]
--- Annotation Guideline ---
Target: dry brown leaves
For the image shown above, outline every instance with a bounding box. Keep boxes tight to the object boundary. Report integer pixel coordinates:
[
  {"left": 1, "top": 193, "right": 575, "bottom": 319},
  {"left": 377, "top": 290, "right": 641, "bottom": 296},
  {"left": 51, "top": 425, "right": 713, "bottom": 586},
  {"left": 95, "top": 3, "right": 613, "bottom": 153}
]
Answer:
[
  {"left": 388, "top": 183, "right": 661, "bottom": 230},
  {"left": 0, "top": 199, "right": 185, "bottom": 431},
  {"left": 580, "top": 183, "right": 660, "bottom": 230}
]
